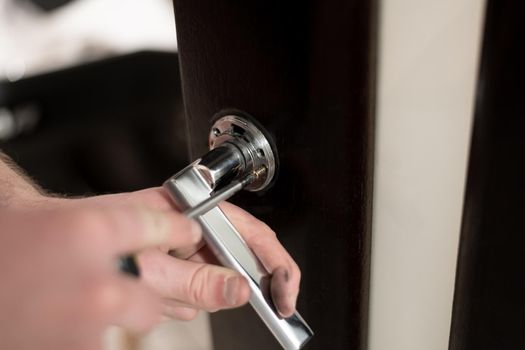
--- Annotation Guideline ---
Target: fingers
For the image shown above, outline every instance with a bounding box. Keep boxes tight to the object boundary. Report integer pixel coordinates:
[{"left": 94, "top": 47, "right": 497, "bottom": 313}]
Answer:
[
  {"left": 78, "top": 187, "right": 175, "bottom": 212},
  {"left": 161, "top": 299, "right": 198, "bottom": 321},
  {"left": 116, "top": 187, "right": 177, "bottom": 211},
  {"left": 168, "top": 240, "right": 206, "bottom": 260},
  {"left": 163, "top": 305, "right": 198, "bottom": 321},
  {"left": 270, "top": 266, "right": 297, "bottom": 317},
  {"left": 43, "top": 206, "right": 201, "bottom": 259},
  {"left": 187, "top": 246, "right": 221, "bottom": 265},
  {"left": 128, "top": 187, "right": 176, "bottom": 211},
  {"left": 125, "top": 189, "right": 301, "bottom": 317},
  {"left": 85, "top": 275, "right": 162, "bottom": 333},
  {"left": 138, "top": 250, "right": 250, "bottom": 312},
  {"left": 220, "top": 202, "right": 300, "bottom": 317}
]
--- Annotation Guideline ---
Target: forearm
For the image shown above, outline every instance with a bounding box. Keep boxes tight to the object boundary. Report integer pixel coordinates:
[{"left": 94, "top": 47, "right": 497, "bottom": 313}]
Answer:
[{"left": 0, "top": 152, "right": 44, "bottom": 208}]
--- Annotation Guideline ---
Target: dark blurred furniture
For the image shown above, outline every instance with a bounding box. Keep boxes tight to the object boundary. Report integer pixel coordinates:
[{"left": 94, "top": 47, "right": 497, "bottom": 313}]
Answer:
[{"left": 0, "top": 51, "right": 186, "bottom": 196}]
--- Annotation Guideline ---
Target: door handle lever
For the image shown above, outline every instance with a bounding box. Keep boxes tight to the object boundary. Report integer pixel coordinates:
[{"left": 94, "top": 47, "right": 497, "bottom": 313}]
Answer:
[
  {"left": 163, "top": 114, "right": 313, "bottom": 350},
  {"left": 183, "top": 170, "right": 259, "bottom": 218}
]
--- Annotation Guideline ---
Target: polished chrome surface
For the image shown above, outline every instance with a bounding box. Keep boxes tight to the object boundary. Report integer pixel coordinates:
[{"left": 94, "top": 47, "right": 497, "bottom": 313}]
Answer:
[
  {"left": 209, "top": 115, "right": 276, "bottom": 191},
  {"left": 184, "top": 171, "right": 256, "bottom": 219},
  {"left": 162, "top": 115, "right": 312, "bottom": 349},
  {"left": 163, "top": 166, "right": 313, "bottom": 349},
  {"left": 195, "top": 144, "right": 245, "bottom": 189}
]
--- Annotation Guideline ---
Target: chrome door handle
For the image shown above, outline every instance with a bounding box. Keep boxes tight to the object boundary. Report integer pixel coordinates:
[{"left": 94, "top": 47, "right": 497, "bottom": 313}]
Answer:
[{"left": 163, "top": 114, "right": 313, "bottom": 350}]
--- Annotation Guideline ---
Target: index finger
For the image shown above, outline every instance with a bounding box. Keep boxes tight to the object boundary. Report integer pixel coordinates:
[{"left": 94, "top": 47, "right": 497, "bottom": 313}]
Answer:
[
  {"left": 219, "top": 202, "right": 301, "bottom": 317},
  {"left": 44, "top": 206, "right": 202, "bottom": 258}
]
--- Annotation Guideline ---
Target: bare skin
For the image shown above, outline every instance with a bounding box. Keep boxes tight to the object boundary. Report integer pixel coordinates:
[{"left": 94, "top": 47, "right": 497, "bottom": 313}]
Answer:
[{"left": 0, "top": 154, "right": 300, "bottom": 349}]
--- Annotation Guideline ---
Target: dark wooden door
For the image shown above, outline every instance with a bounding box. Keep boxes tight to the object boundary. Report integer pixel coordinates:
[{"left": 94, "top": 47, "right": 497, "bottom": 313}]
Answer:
[
  {"left": 172, "top": 1, "right": 378, "bottom": 349},
  {"left": 449, "top": 1, "right": 525, "bottom": 349}
]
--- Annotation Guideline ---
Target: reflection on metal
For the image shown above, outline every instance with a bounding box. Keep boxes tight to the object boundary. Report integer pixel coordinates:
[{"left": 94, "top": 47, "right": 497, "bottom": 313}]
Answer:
[
  {"left": 183, "top": 171, "right": 258, "bottom": 219},
  {"left": 163, "top": 114, "right": 313, "bottom": 350},
  {"left": 209, "top": 115, "right": 276, "bottom": 192}
]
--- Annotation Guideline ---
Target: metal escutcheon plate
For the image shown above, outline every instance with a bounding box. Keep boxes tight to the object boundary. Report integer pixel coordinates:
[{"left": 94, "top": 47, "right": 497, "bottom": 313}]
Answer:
[{"left": 209, "top": 114, "right": 277, "bottom": 192}]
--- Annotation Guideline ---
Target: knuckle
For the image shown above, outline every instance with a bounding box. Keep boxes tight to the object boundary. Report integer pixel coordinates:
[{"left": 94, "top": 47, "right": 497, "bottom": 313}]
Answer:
[
  {"left": 186, "top": 264, "right": 209, "bottom": 306},
  {"left": 248, "top": 232, "right": 273, "bottom": 249},
  {"left": 248, "top": 216, "right": 275, "bottom": 235},
  {"left": 291, "top": 261, "right": 301, "bottom": 280},
  {"left": 263, "top": 228, "right": 278, "bottom": 240},
  {"left": 246, "top": 223, "right": 277, "bottom": 244},
  {"left": 245, "top": 215, "right": 273, "bottom": 234},
  {"left": 295, "top": 266, "right": 302, "bottom": 283},
  {"left": 260, "top": 222, "right": 277, "bottom": 237}
]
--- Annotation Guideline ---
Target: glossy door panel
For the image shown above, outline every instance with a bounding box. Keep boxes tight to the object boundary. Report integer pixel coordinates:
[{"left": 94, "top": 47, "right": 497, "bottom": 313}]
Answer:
[{"left": 172, "top": 1, "right": 377, "bottom": 349}]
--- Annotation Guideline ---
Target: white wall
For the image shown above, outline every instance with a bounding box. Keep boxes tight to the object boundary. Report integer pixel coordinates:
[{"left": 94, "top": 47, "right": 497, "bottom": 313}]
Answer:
[
  {"left": 369, "top": 1, "right": 486, "bottom": 349},
  {"left": 0, "top": 0, "right": 177, "bottom": 80}
]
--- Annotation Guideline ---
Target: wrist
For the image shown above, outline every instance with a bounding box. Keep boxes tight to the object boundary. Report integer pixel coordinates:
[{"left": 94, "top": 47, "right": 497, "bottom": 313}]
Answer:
[
  {"left": 5, "top": 191, "right": 45, "bottom": 209},
  {"left": 0, "top": 186, "right": 69, "bottom": 210},
  {"left": 0, "top": 152, "right": 66, "bottom": 209}
]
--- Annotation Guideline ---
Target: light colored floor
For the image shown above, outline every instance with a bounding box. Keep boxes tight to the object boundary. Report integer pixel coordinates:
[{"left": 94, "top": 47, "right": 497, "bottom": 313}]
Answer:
[
  {"left": 138, "top": 313, "right": 212, "bottom": 350},
  {"left": 0, "top": 0, "right": 177, "bottom": 80},
  {"left": 104, "top": 312, "right": 212, "bottom": 350}
]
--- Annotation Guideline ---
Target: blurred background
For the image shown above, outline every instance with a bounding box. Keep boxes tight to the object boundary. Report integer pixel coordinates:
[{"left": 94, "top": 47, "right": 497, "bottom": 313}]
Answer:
[
  {"left": 0, "top": 0, "right": 211, "bottom": 349},
  {"left": 0, "top": 0, "right": 489, "bottom": 350},
  {"left": 0, "top": 0, "right": 187, "bottom": 197}
]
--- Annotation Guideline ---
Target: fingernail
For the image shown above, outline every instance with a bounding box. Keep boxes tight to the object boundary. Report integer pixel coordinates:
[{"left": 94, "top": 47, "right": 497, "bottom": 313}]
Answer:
[
  {"left": 223, "top": 276, "right": 240, "bottom": 306},
  {"left": 277, "top": 294, "right": 296, "bottom": 318},
  {"left": 190, "top": 220, "right": 202, "bottom": 243}
]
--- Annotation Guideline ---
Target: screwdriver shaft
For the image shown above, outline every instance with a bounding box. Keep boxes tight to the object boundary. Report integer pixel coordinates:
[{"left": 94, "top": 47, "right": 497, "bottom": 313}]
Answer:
[{"left": 184, "top": 173, "right": 254, "bottom": 219}]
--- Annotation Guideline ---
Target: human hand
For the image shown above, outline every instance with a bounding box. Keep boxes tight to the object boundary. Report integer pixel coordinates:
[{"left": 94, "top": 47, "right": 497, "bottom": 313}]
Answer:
[
  {"left": 63, "top": 187, "right": 301, "bottom": 321},
  {"left": 0, "top": 204, "right": 201, "bottom": 350}
]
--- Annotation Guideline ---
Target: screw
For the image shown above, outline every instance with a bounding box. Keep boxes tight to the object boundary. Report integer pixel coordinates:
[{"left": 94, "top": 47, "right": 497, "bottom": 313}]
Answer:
[{"left": 253, "top": 165, "right": 268, "bottom": 179}]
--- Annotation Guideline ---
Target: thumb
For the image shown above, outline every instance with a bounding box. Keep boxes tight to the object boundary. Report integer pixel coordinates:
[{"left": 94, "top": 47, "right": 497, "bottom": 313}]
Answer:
[{"left": 139, "top": 251, "right": 251, "bottom": 311}]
